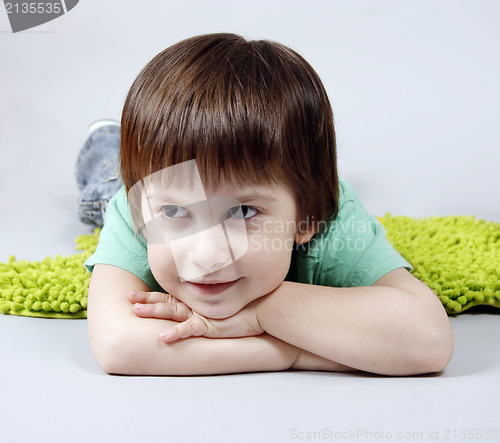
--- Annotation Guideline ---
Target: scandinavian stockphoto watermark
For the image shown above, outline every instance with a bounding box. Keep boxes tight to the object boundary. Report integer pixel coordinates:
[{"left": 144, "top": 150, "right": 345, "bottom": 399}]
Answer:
[
  {"left": 128, "top": 160, "right": 249, "bottom": 282},
  {"left": 3, "top": 0, "right": 78, "bottom": 33},
  {"left": 127, "top": 160, "right": 379, "bottom": 281}
]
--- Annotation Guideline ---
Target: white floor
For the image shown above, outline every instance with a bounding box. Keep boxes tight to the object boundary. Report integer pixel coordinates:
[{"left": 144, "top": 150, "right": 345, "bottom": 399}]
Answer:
[
  {"left": 0, "top": 312, "right": 499, "bottom": 443},
  {"left": 1, "top": 1, "right": 499, "bottom": 442}
]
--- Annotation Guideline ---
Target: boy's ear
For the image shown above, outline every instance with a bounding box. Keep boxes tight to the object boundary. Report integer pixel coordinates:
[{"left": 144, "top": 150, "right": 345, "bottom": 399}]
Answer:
[{"left": 294, "top": 225, "right": 316, "bottom": 244}]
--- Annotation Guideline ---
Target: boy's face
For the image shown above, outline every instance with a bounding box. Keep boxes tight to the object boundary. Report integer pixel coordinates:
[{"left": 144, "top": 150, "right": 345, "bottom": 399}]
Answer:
[{"left": 135, "top": 161, "right": 311, "bottom": 319}]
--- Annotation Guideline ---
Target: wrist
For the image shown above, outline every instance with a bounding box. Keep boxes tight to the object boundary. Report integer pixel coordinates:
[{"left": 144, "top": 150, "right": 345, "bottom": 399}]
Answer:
[{"left": 254, "top": 281, "right": 289, "bottom": 331}]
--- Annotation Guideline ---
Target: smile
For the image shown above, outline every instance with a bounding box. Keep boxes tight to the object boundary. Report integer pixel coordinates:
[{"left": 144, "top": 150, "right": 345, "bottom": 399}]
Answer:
[{"left": 186, "top": 278, "right": 241, "bottom": 295}]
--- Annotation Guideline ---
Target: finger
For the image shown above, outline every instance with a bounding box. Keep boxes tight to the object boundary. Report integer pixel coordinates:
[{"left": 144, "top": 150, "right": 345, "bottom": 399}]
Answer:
[
  {"left": 128, "top": 290, "right": 168, "bottom": 304},
  {"left": 133, "top": 299, "right": 192, "bottom": 321},
  {"left": 160, "top": 317, "right": 208, "bottom": 342}
]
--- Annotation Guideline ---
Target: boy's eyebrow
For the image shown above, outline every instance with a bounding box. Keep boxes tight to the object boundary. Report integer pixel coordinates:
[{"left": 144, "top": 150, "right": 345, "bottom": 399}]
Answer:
[
  {"left": 145, "top": 188, "right": 207, "bottom": 206},
  {"left": 233, "top": 192, "right": 277, "bottom": 203},
  {"left": 146, "top": 191, "right": 277, "bottom": 205},
  {"left": 147, "top": 193, "right": 194, "bottom": 205}
]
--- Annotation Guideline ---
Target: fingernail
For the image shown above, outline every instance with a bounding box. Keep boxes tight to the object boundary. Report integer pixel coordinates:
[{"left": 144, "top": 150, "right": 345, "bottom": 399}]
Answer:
[
  {"left": 160, "top": 331, "right": 171, "bottom": 340},
  {"left": 134, "top": 303, "right": 143, "bottom": 310},
  {"left": 129, "top": 291, "right": 138, "bottom": 298}
]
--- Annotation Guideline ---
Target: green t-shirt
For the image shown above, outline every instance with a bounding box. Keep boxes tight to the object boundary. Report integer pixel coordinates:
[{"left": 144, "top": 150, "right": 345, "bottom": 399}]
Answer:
[{"left": 85, "top": 178, "right": 411, "bottom": 291}]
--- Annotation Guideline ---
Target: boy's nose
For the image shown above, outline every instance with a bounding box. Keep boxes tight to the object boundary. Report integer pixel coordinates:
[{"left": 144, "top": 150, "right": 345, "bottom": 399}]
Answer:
[
  {"left": 189, "top": 232, "right": 232, "bottom": 269},
  {"left": 172, "top": 225, "right": 234, "bottom": 280}
]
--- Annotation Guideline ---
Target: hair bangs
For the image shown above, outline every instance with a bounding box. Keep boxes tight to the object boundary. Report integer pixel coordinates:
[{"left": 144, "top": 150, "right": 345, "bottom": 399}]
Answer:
[
  {"left": 121, "top": 33, "right": 339, "bottom": 234},
  {"left": 135, "top": 41, "right": 287, "bottom": 192}
]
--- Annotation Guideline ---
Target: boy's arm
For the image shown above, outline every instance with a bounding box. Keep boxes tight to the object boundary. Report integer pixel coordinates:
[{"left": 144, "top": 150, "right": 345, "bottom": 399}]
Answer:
[
  {"left": 255, "top": 268, "right": 454, "bottom": 376},
  {"left": 88, "top": 264, "right": 345, "bottom": 375},
  {"left": 160, "top": 268, "right": 454, "bottom": 376}
]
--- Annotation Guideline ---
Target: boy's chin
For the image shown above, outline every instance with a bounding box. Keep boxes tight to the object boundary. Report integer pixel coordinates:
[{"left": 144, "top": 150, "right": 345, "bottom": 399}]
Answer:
[{"left": 194, "top": 303, "right": 240, "bottom": 320}]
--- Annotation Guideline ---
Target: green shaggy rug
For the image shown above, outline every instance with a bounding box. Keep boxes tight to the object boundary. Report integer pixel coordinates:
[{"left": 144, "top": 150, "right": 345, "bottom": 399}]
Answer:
[{"left": 0, "top": 214, "right": 499, "bottom": 318}]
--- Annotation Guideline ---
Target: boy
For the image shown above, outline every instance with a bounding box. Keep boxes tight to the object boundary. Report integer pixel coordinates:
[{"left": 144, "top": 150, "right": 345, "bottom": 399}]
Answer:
[{"left": 80, "top": 33, "right": 454, "bottom": 376}]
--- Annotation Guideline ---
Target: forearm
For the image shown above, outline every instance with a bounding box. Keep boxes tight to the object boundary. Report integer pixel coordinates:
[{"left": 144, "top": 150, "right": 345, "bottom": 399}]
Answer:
[
  {"left": 256, "top": 281, "right": 453, "bottom": 375},
  {"left": 90, "top": 310, "right": 299, "bottom": 375},
  {"left": 291, "top": 349, "right": 357, "bottom": 372},
  {"left": 88, "top": 264, "right": 299, "bottom": 375}
]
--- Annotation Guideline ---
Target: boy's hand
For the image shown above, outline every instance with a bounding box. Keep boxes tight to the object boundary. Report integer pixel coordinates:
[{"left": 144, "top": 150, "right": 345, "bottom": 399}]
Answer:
[{"left": 128, "top": 291, "right": 264, "bottom": 342}]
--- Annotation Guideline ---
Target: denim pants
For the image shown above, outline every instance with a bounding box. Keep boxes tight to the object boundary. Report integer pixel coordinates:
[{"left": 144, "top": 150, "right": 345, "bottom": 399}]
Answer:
[{"left": 75, "top": 125, "right": 123, "bottom": 227}]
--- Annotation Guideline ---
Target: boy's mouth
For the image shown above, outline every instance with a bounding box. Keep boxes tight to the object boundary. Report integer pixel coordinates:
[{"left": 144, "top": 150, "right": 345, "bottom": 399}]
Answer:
[{"left": 186, "top": 278, "right": 241, "bottom": 295}]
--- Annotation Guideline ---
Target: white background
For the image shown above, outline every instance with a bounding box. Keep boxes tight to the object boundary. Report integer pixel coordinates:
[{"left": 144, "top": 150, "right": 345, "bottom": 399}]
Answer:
[
  {"left": 0, "top": 2, "right": 499, "bottom": 443},
  {"left": 1, "top": 0, "right": 499, "bottom": 262}
]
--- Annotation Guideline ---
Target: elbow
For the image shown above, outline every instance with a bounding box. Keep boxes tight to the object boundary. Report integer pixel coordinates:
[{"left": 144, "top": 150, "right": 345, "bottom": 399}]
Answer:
[
  {"left": 90, "top": 337, "right": 126, "bottom": 375},
  {"left": 94, "top": 350, "right": 127, "bottom": 376},
  {"left": 406, "top": 321, "right": 455, "bottom": 375},
  {"left": 89, "top": 328, "right": 181, "bottom": 376},
  {"left": 89, "top": 333, "right": 142, "bottom": 376},
  {"left": 428, "top": 325, "right": 455, "bottom": 373}
]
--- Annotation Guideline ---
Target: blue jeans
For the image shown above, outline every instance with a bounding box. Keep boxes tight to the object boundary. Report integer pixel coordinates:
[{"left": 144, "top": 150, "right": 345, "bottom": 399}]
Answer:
[{"left": 75, "top": 125, "right": 123, "bottom": 227}]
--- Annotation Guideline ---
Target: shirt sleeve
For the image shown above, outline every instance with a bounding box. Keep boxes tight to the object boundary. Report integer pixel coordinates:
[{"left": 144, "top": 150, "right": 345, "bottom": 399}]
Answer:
[
  {"left": 290, "top": 178, "right": 412, "bottom": 287},
  {"left": 84, "top": 187, "right": 164, "bottom": 292}
]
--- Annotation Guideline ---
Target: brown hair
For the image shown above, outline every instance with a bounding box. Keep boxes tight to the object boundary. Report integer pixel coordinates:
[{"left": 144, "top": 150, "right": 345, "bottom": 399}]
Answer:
[{"left": 121, "top": 33, "right": 338, "bottom": 233}]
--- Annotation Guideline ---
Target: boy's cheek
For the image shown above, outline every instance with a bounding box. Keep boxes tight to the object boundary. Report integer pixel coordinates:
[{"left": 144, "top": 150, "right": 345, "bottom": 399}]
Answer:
[
  {"left": 246, "top": 231, "right": 296, "bottom": 254},
  {"left": 247, "top": 234, "right": 262, "bottom": 253},
  {"left": 147, "top": 243, "right": 177, "bottom": 283}
]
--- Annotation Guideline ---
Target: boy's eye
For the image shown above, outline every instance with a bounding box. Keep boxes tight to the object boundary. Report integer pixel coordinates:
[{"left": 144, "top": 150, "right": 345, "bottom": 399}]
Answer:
[
  {"left": 227, "top": 205, "right": 259, "bottom": 219},
  {"left": 160, "top": 205, "right": 190, "bottom": 219}
]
